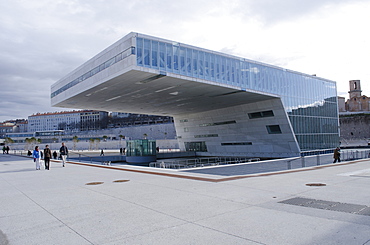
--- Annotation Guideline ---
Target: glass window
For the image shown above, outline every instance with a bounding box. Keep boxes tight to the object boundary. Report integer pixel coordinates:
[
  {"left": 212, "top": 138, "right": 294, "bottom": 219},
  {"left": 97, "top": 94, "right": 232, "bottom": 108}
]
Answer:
[
  {"left": 144, "top": 39, "right": 150, "bottom": 66},
  {"left": 185, "top": 141, "right": 207, "bottom": 152},
  {"left": 192, "top": 50, "right": 198, "bottom": 77},
  {"left": 173, "top": 45, "right": 179, "bottom": 71},
  {"left": 136, "top": 38, "right": 143, "bottom": 65},
  {"left": 180, "top": 47, "right": 186, "bottom": 74},
  {"left": 159, "top": 42, "right": 165, "bottom": 68},
  {"left": 210, "top": 54, "right": 215, "bottom": 78},
  {"left": 186, "top": 48, "right": 192, "bottom": 75},
  {"left": 105, "top": 57, "right": 115, "bottom": 69},
  {"left": 266, "top": 125, "right": 282, "bottom": 134},
  {"left": 216, "top": 59, "right": 220, "bottom": 80},
  {"left": 115, "top": 53, "right": 122, "bottom": 62},
  {"left": 166, "top": 43, "right": 172, "bottom": 70},
  {"left": 204, "top": 53, "right": 210, "bottom": 78},
  {"left": 199, "top": 51, "right": 204, "bottom": 78},
  {"left": 151, "top": 41, "right": 158, "bottom": 67},
  {"left": 99, "top": 63, "right": 105, "bottom": 72}
]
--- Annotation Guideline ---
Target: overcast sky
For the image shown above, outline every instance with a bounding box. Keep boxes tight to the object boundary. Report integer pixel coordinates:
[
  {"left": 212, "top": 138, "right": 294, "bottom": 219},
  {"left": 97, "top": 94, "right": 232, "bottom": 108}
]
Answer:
[{"left": 1, "top": 0, "right": 370, "bottom": 122}]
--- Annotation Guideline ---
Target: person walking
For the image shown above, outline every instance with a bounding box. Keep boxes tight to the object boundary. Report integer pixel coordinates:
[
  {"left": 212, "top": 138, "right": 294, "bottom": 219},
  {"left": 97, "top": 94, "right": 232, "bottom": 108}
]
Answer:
[
  {"left": 59, "top": 142, "right": 68, "bottom": 167},
  {"left": 32, "top": 146, "right": 42, "bottom": 170},
  {"left": 52, "top": 151, "right": 57, "bottom": 159},
  {"left": 2, "top": 146, "right": 5, "bottom": 154},
  {"left": 333, "top": 147, "right": 341, "bottom": 163},
  {"left": 44, "top": 145, "right": 52, "bottom": 170},
  {"left": 100, "top": 149, "right": 104, "bottom": 156},
  {"left": 6, "top": 146, "right": 9, "bottom": 154}
]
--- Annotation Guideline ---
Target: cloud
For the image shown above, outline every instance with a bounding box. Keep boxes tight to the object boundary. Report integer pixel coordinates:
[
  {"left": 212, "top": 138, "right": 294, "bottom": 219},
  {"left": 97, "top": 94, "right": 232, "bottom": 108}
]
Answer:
[
  {"left": 0, "top": 0, "right": 370, "bottom": 122},
  {"left": 234, "top": 0, "right": 369, "bottom": 25}
]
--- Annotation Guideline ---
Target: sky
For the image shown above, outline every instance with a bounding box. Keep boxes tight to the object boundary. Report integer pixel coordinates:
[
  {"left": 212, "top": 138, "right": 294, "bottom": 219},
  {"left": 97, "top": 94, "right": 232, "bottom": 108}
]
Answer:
[{"left": 1, "top": 0, "right": 370, "bottom": 122}]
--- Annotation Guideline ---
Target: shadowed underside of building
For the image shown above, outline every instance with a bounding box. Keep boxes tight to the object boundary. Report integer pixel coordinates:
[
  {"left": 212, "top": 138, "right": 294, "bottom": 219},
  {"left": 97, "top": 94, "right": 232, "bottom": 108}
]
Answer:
[{"left": 51, "top": 32, "right": 339, "bottom": 158}]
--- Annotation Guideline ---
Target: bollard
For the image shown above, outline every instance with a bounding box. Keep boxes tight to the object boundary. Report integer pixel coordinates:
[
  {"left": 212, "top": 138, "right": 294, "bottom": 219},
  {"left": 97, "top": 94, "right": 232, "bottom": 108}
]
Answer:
[
  {"left": 316, "top": 154, "right": 320, "bottom": 166},
  {"left": 287, "top": 160, "right": 292, "bottom": 170}
]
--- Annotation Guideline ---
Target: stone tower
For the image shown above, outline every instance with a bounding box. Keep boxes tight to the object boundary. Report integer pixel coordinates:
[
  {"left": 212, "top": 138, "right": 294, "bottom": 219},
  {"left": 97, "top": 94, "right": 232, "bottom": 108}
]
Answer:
[
  {"left": 348, "top": 80, "right": 362, "bottom": 99},
  {"left": 345, "top": 80, "right": 370, "bottom": 112}
]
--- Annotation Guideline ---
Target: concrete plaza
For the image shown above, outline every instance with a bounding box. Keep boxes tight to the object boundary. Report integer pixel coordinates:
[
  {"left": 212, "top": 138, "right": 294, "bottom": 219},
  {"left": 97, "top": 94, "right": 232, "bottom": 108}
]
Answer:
[{"left": 0, "top": 154, "right": 369, "bottom": 245}]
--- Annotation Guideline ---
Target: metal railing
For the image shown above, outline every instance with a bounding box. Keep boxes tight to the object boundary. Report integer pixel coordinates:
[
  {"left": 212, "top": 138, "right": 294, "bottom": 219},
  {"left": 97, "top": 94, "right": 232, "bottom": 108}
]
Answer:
[
  {"left": 287, "top": 149, "right": 370, "bottom": 170},
  {"left": 149, "top": 157, "right": 260, "bottom": 169}
]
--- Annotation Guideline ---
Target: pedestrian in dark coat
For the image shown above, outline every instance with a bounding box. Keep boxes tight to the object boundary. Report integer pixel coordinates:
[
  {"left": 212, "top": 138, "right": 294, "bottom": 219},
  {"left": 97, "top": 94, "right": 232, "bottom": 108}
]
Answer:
[
  {"left": 333, "top": 147, "right": 341, "bottom": 163},
  {"left": 59, "top": 142, "right": 68, "bottom": 167},
  {"left": 44, "top": 145, "right": 52, "bottom": 170}
]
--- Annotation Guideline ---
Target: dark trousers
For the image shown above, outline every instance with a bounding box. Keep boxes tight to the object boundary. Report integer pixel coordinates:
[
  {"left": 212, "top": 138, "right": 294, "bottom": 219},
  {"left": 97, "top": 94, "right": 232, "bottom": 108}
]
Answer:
[
  {"left": 44, "top": 157, "right": 50, "bottom": 170},
  {"left": 333, "top": 157, "right": 341, "bottom": 163}
]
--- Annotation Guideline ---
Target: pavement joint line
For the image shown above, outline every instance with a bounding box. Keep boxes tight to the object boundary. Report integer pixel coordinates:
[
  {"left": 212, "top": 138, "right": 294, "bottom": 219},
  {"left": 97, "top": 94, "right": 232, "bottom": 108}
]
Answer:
[
  {"left": 85, "top": 183, "right": 265, "bottom": 244},
  {"left": 62, "top": 158, "right": 368, "bottom": 183}
]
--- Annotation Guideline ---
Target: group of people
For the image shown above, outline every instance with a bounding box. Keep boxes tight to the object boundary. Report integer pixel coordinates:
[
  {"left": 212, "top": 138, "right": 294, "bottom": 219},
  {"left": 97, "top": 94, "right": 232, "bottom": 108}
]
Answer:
[
  {"left": 28, "top": 144, "right": 341, "bottom": 169},
  {"left": 32, "top": 143, "right": 68, "bottom": 170},
  {"left": 2, "top": 145, "right": 10, "bottom": 154}
]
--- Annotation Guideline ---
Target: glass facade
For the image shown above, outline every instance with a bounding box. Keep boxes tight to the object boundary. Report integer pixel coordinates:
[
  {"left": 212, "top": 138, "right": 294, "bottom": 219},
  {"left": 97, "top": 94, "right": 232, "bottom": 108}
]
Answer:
[
  {"left": 126, "top": 139, "right": 156, "bottom": 157},
  {"left": 51, "top": 47, "right": 135, "bottom": 98},
  {"left": 135, "top": 36, "right": 339, "bottom": 151}
]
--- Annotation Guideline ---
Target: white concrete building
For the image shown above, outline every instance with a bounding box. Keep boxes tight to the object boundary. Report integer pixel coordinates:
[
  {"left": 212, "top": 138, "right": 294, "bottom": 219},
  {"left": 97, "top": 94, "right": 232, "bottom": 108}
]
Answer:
[
  {"left": 51, "top": 32, "right": 340, "bottom": 158},
  {"left": 28, "top": 110, "right": 108, "bottom": 132}
]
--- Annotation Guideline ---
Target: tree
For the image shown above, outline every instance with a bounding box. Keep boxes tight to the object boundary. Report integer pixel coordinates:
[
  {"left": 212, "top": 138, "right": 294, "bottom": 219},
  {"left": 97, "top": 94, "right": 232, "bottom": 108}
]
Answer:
[
  {"left": 58, "top": 122, "right": 67, "bottom": 130},
  {"left": 72, "top": 136, "right": 79, "bottom": 150},
  {"left": 94, "top": 138, "right": 101, "bottom": 150},
  {"left": 30, "top": 137, "right": 37, "bottom": 149},
  {"left": 143, "top": 133, "right": 148, "bottom": 139},
  {"left": 25, "top": 138, "right": 31, "bottom": 150},
  {"left": 4, "top": 137, "right": 14, "bottom": 145},
  {"left": 102, "top": 135, "right": 108, "bottom": 142},
  {"left": 89, "top": 138, "right": 95, "bottom": 151}
]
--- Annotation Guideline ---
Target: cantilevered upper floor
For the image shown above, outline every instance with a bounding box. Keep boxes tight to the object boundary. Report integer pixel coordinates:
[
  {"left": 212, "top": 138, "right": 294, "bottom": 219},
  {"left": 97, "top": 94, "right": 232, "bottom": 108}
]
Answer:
[{"left": 51, "top": 32, "right": 339, "bottom": 155}]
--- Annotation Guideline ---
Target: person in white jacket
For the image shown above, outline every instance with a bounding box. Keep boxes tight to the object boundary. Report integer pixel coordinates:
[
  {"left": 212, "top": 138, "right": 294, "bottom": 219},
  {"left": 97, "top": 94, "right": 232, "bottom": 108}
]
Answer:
[{"left": 32, "top": 146, "right": 42, "bottom": 170}]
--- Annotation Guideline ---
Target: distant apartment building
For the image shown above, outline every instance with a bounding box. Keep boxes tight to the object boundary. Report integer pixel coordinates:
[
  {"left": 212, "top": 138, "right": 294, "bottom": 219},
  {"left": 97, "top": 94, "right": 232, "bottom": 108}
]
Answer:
[
  {"left": 80, "top": 111, "right": 109, "bottom": 131},
  {"left": 111, "top": 112, "right": 130, "bottom": 118},
  {"left": 16, "top": 121, "right": 28, "bottom": 132},
  {"left": 0, "top": 119, "right": 28, "bottom": 138},
  {"left": 28, "top": 110, "right": 108, "bottom": 132},
  {"left": 0, "top": 123, "right": 18, "bottom": 138},
  {"left": 109, "top": 112, "right": 174, "bottom": 128}
]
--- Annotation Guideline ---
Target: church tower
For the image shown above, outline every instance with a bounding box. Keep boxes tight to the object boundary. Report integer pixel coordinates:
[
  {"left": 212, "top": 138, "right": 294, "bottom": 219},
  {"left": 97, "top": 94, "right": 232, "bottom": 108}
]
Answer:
[
  {"left": 345, "top": 80, "right": 370, "bottom": 112},
  {"left": 348, "top": 80, "right": 362, "bottom": 99}
]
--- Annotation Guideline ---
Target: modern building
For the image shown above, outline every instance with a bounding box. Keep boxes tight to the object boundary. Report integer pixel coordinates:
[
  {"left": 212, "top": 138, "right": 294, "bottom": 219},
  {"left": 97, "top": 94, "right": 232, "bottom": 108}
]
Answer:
[
  {"left": 28, "top": 110, "right": 108, "bottom": 132},
  {"left": 51, "top": 32, "right": 339, "bottom": 158}
]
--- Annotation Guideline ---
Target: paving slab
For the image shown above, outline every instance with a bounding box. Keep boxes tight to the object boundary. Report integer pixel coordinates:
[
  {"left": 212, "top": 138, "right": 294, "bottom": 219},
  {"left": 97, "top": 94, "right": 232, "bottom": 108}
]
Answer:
[{"left": 1, "top": 154, "right": 370, "bottom": 245}]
